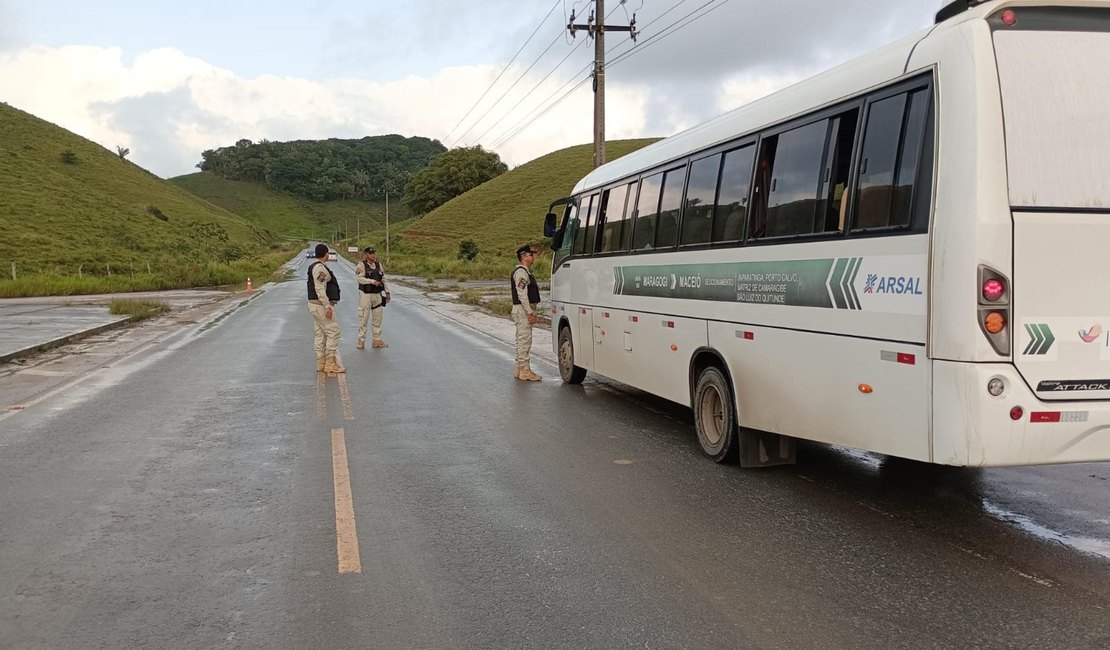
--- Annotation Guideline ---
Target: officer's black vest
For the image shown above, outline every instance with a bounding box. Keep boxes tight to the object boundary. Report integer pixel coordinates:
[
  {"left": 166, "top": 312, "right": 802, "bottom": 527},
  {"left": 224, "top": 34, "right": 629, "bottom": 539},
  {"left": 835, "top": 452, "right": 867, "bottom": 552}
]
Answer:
[
  {"left": 511, "top": 265, "right": 540, "bottom": 305},
  {"left": 307, "top": 262, "right": 340, "bottom": 302},
  {"left": 359, "top": 261, "right": 384, "bottom": 294}
]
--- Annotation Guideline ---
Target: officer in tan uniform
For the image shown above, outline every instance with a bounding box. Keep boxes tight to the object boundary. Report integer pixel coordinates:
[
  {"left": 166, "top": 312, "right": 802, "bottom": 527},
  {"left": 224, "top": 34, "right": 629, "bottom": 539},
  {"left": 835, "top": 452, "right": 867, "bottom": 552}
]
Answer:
[
  {"left": 354, "top": 247, "right": 390, "bottom": 349},
  {"left": 307, "top": 243, "right": 344, "bottom": 373},
  {"left": 511, "top": 244, "right": 542, "bottom": 381}
]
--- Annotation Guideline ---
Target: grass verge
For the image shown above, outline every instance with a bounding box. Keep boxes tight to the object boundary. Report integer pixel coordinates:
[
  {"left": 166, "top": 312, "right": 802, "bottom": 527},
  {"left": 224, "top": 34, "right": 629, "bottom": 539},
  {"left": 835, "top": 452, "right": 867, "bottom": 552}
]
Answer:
[
  {"left": 0, "top": 250, "right": 297, "bottom": 298},
  {"left": 109, "top": 298, "right": 170, "bottom": 322}
]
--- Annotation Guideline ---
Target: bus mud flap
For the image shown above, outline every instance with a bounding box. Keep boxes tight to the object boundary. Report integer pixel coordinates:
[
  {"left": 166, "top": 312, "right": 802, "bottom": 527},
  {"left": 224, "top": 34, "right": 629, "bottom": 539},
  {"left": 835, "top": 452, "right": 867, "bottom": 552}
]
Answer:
[{"left": 739, "top": 429, "right": 796, "bottom": 468}]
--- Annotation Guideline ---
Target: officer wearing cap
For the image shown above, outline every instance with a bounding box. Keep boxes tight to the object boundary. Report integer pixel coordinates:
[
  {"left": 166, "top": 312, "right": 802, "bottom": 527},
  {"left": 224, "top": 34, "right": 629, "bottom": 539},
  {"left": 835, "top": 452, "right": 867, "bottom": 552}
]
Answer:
[
  {"left": 308, "top": 243, "right": 344, "bottom": 373},
  {"left": 354, "top": 246, "right": 390, "bottom": 349},
  {"left": 511, "top": 244, "right": 542, "bottom": 381}
]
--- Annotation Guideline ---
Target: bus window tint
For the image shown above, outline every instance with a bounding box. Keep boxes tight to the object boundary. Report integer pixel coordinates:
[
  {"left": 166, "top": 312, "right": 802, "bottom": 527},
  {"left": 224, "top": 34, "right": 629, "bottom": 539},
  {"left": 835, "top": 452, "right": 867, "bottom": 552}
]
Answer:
[
  {"left": 855, "top": 93, "right": 915, "bottom": 230},
  {"left": 655, "top": 166, "right": 687, "bottom": 249},
  {"left": 713, "top": 145, "right": 755, "bottom": 242},
  {"left": 681, "top": 154, "right": 721, "bottom": 246},
  {"left": 599, "top": 184, "right": 630, "bottom": 253},
  {"left": 763, "top": 120, "right": 827, "bottom": 238},
  {"left": 817, "top": 110, "right": 858, "bottom": 234},
  {"left": 892, "top": 90, "right": 929, "bottom": 226},
  {"left": 632, "top": 173, "right": 663, "bottom": 250},
  {"left": 573, "top": 194, "right": 597, "bottom": 255},
  {"left": 554, "top": 201, "right": 579, "bottom": 267}
]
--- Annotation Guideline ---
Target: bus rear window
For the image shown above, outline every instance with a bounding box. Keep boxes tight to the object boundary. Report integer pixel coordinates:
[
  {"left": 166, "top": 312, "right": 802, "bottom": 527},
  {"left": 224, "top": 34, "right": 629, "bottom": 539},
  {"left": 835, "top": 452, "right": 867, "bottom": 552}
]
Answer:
[{"left": 994, "top": 12, "right": 1110, "bottom": 209}]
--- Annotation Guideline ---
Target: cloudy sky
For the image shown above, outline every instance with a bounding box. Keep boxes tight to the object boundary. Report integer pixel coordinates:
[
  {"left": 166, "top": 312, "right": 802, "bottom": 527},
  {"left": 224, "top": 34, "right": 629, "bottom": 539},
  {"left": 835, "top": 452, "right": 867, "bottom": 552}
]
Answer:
[{"left": 0, "top": 0, "right": 943, "bottom": 178}]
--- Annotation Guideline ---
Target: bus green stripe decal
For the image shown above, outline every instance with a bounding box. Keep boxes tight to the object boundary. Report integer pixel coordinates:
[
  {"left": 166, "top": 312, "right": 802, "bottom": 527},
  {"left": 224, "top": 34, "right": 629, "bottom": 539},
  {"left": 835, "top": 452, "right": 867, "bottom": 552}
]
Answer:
[
  {"left": 610, "top": 257, "right": 894, "bottom": 310},
  {"left": 614, "top": 259, "right": 856, "bottom": 308}
]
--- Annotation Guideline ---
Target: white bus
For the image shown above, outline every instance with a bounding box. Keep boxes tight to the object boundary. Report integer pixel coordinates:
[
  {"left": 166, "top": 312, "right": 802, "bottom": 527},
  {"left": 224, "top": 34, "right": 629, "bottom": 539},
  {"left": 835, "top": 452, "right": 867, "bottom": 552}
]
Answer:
[{"left": 542, "top": 0, "right": 1110, "bottom": 468}]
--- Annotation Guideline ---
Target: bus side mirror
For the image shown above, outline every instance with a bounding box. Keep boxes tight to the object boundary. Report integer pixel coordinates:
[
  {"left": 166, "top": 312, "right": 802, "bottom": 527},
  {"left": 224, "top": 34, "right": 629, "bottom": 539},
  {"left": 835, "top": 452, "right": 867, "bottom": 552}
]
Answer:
[{"left": 543, "top": 212, "right": 557, "bottom": 238}]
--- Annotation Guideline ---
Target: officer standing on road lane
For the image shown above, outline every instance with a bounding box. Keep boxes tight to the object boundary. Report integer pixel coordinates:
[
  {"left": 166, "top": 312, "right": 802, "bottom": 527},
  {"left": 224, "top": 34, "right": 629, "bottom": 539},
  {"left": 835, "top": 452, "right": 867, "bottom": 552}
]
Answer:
[
  {"left": 308, "top": 243, "right": 344, "bottom": 373},
  {"left": 354, "top": 247, "right": 390, "bottom": 349},
  {"left": 511, "top": 244, "right": 542, "bottom": 381}
]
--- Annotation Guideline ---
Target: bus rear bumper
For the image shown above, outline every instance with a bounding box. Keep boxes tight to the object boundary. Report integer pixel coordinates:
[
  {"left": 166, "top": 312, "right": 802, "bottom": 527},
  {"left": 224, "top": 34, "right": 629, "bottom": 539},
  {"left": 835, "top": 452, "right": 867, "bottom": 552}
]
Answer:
[{"left": 932, "top": 360, "right": 1110, "bottom": 466}]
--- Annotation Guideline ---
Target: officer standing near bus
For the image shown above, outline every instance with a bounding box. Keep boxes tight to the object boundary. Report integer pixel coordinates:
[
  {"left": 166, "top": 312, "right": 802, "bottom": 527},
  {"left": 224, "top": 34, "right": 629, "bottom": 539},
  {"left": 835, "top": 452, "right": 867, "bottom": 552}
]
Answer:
[
  {"left": 511, "top": 244, "right": 542, "bottom": 381},
  {"left": 308, "top": 243, "right": 344, "bottom": 373},
  {"left": 354, "top": 246, "right": 390, "bottom": 349}
]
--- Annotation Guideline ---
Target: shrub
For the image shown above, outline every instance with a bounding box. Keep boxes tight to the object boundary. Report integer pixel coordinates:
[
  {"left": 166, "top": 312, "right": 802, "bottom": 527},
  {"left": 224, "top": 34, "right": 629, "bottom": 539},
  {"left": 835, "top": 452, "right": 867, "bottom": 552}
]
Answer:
[
  {"left": 60, "top": 150, "right": 78, "bottom": 164},
  {"left": 146, "top": 205, "right": 169, "bottom": 221},
  {"left": 458, "top": 239, "right": 479, "bottom": 261}
]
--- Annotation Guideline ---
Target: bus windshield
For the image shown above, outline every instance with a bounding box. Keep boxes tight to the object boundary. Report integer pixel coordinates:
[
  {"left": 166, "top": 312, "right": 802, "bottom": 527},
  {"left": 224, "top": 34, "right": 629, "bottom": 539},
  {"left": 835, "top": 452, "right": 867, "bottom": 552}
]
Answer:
[{"left": 994, "top": 10, "right": 1110, "bottom": 209}]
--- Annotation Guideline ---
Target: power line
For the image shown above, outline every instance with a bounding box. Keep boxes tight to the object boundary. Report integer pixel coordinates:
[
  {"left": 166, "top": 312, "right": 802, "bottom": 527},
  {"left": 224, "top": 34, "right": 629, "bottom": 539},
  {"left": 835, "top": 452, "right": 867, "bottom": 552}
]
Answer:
[
  {"left": 451, "top": 29, "right": 565, "bottom": 147},
  {"left": 444, "top": 0, "right": 562, "bottom": 144},
  {"left": 609, "top": 0, "right": 734, "bottom": 69},
  {"left": 483, "top": 3, "right": 625, "bottom": 149},
  {"left": 491, "top": 0, "right": 723, "bottom": 149}
]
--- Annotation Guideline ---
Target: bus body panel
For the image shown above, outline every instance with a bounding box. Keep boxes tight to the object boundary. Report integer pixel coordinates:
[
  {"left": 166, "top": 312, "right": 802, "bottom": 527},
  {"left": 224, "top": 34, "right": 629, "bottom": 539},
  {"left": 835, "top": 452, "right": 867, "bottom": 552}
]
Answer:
[
  {"left": 709, "top": 322, "right": 930, "bottom": 460},
  {"left": 933, "top": 360, "right": 1110, "bottom": 466},
  {"left": 909, "top": 19, "right": 1016, "bottom": 363},
  {"left": 1012, "top": 211, "right": 1110, "bottom": 400}
]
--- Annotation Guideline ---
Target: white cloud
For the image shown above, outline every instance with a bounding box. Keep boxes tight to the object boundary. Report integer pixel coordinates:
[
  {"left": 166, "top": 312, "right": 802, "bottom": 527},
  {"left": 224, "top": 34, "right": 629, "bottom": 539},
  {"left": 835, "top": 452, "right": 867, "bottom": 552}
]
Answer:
[{"left": 0, "top": 0, "right": 938, "bottom": 179}]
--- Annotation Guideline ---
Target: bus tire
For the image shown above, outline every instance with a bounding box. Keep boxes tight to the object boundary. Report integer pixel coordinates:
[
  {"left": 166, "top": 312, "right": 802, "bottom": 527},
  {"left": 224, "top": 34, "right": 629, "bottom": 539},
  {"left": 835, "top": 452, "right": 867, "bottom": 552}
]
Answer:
[
  {"left": 558, "top": 326, "right": 587, "bottom": 384},
  {"left": 694, "top": 367, "right": 738, "bottom": 462}
]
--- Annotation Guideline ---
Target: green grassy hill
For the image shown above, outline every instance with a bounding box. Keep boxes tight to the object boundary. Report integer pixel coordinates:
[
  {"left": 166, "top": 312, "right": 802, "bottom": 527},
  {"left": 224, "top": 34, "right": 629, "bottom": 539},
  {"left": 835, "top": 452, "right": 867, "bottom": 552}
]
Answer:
[
  {"left": 391, "top": 138, "right": 657, "bottom": 278},
  {"left": 171, "top": 172, "right": 406, "bottom": 241},
  {"left": 0, "top": 102, "right": 294, "bottom": 296},
  {"left": 402, "top": 138, "right": 657, "bottom": 255}
]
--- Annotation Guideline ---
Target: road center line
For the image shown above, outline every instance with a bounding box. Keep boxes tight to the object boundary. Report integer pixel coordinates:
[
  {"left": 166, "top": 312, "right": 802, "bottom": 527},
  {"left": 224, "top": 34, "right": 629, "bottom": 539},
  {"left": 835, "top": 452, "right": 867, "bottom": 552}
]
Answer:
[
  {"left": 316, "top": 372, "right": 327, "bottom": 417},
  {"left": 330, "top": 427, "right": 362, "bottom": 574},
  {"left": 336, "top": 373, "right": 355, "bottom": 421}
]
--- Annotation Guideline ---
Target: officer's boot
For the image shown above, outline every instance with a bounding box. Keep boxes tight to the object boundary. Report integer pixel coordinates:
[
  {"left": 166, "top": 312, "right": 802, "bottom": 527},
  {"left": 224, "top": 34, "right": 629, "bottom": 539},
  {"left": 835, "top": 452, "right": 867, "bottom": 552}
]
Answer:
[
  {"left": 324, "top": 354, "right": 346, "bottom": 374},
  {"left": 316, "top": 356, "right": 326, "bottom": 372},
  {"left": 514, "top": 364, "right": 523, "bottom": 379},
  {"left": 356, "top": 338, "right": 365, "bottom": 350},
  {"left": 372, "top": 339, "right": 388, "bottom": 348},
  {"left": 518, "top": 364, "right": 542, "bottom": 381}
]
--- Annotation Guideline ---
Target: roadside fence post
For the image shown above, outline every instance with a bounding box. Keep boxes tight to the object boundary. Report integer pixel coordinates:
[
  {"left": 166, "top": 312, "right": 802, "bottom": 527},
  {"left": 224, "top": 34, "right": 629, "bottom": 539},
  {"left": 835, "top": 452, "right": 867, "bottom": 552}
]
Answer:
[
  {"left": 10, "top": 261, "right": 15, "bottom": 280},
  {"left": 78, "top": 264, "right": 83, "bottom": 278}
]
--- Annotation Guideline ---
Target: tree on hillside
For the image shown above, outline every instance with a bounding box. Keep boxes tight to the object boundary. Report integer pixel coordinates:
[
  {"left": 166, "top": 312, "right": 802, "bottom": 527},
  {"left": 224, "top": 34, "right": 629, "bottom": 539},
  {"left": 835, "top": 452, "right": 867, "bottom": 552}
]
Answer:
[
  {"left": 402, "top": 146, "right": 508, "bottom": 216},
  {"left": 195, "top": 134, "right": 445, "bottom": 202},
  {"left": 116, "top": 146, "right": 130, "bottom": 160}
]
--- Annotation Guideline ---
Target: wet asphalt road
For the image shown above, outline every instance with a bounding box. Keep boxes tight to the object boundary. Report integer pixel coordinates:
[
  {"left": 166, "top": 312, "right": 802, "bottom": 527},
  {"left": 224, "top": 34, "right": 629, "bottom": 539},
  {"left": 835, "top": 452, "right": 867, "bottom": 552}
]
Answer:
[{"left": 0, "top": 257, "right": 1108, "bottom": 649}]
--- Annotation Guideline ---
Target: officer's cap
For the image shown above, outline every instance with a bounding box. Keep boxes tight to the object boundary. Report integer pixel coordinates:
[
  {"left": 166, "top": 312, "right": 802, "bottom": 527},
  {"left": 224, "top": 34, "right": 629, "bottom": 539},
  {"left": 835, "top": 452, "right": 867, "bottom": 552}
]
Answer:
[{"left": 364, "top": 247, "right": 376, "bottom": 254}]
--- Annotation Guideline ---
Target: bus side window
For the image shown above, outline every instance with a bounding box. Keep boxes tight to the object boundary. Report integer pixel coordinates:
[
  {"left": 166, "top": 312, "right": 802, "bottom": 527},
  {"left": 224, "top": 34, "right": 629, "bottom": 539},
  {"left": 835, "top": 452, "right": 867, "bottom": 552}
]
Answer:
[
  {"left": 573, "top": 194, "right": 597, "bottom": 255},
  {"left": 681, "top": 153, "right": 721, "bottom": 246},
  {"left": 762, "top": 119, "right": 828, "bottom": 238},
  {"left": 655, "top": 166, "right": 687, "bottom": 249},
  {"left": 554, "top": 200, "right": 579, "bottom": 267},
  {"left": 632, "top": 172, "right": 663, "bottom": 250},
  {"left": 599, "top": 183, "right": 630, "bottom": 253},
  {"left": 749, "top": 139, "right": 776, "bottom": 240},
  {"left": 713, "top": 144, "right": 755, "bottom": 243},
  {"left": 620, "top": 181, "right": 641, "bottom": 251},
  {"left": 853, "top": 88, "right": 928, "bottom": 231},
  {"left": 818, "top": 109, "right": 858, "bottom": 233}
]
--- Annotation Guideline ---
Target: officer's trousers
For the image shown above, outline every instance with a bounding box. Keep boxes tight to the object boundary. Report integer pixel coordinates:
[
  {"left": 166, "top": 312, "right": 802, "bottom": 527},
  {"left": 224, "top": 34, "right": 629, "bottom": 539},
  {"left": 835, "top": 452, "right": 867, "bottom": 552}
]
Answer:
[
  {"left": 511, "top": 303, "right": 535, "bottom": 366},
  {"left": 309, "top": 302, "right": 340, "bottom": 357},
  {"left": 358, "top": 292, "right": 384, "bottom": 342}
]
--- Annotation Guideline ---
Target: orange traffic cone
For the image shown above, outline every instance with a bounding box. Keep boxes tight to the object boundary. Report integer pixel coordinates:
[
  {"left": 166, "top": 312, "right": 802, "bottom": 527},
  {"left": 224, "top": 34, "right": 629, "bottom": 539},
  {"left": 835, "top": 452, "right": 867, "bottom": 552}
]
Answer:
[{"left": 246, "top": 277, "right": 253, "bottom": 292}]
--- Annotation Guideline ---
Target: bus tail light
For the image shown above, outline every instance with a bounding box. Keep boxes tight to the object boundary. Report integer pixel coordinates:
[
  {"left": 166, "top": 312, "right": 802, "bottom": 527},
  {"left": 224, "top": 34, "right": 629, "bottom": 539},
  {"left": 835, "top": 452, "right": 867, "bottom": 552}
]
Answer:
[{"left": 978, "top": 266, "right": 1011, "bottom": 355}]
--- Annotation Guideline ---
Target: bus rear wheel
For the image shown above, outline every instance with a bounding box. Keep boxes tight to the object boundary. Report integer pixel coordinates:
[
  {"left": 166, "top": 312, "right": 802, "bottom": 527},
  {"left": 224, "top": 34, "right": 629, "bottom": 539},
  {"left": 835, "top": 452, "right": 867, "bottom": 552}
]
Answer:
[
  {"left": 694, "top": 367, "right": 738, "bottom": 462},
  {"left": 558, "top": 326, "right": 587, "bottom": 384}
]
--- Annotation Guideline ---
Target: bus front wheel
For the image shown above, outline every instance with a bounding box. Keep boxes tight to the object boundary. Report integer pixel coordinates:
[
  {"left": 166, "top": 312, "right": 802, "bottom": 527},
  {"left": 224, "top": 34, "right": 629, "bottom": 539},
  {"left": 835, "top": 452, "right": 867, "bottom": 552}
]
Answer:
[
  {"left": 694, "top": 367, "right": 738, "bottom": 462},
  {"left": 558, "top": 326, "right": 587, "bottom": 384}
]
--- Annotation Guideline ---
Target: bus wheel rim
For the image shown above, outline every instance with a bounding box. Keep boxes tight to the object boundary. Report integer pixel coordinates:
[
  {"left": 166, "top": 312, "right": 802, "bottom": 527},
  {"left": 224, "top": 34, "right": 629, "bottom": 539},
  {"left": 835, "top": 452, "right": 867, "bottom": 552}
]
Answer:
[{"left": 700, "top": 386, "right": 723, "bottom": 446}]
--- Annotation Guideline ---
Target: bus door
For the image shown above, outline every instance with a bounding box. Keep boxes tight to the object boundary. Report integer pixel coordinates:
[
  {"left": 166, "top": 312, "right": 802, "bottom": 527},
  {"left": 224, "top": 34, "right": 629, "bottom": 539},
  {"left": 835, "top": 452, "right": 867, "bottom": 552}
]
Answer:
[{"left": 994, "top": 10, "right": 1110, "bottom": 401}]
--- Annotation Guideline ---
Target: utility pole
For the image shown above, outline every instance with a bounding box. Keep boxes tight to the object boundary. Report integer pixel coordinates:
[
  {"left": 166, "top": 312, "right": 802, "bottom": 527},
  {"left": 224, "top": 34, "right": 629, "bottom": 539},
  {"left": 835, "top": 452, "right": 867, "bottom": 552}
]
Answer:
[
  {"left": 384, "top": 190, "right": 390, "bottom": 266},
  {"left": 568, "top": 0, "right": 636, "bottom": 168}
]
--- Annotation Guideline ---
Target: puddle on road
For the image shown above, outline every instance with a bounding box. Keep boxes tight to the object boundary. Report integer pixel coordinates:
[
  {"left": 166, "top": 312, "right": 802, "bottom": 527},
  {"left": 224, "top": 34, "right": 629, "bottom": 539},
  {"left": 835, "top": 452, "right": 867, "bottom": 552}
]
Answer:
[{"left": 981, "top": 499, "right": 1110, "bottom": 561}]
